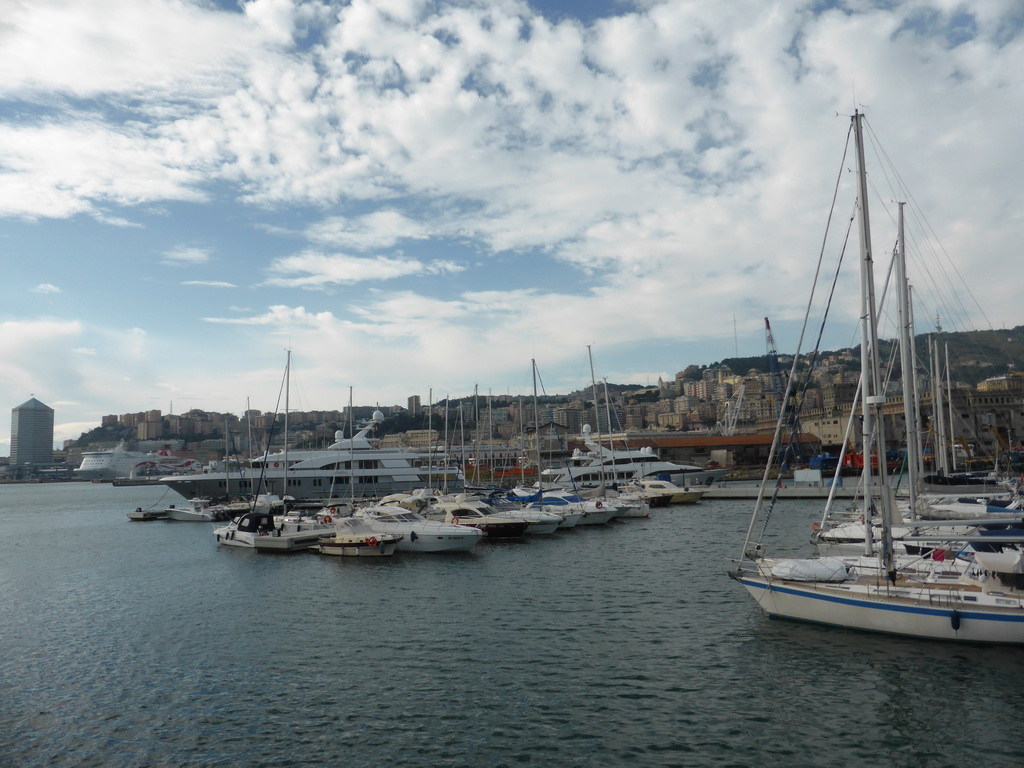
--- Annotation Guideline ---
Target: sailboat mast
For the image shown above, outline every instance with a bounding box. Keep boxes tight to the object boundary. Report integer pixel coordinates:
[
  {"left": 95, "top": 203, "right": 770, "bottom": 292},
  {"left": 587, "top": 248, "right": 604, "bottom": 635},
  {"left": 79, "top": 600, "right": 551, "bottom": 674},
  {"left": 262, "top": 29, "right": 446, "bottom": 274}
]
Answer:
[
  {"left": 853, "top": 110, "right": 896, "bottom": 577},
  {"left": 348, "top": 386, "right": 355, "bottom": 506},
  {"left": 895, "top": 202, "right": 920, "bottom": 519},
  {"left": 532, "top": 359, "right": 543, "bottom": 499},
  {"left": 427, "top": 387, "right": 434, "bottom": 490},
  {"left": 284, "top": 349, "right": 290, "bottom": 503},
  {"left": 945, "top": 343, "right": 957, "bottom": 472},
  {"left": 587, "top": 345, "right": 606, "bottom": 487}
]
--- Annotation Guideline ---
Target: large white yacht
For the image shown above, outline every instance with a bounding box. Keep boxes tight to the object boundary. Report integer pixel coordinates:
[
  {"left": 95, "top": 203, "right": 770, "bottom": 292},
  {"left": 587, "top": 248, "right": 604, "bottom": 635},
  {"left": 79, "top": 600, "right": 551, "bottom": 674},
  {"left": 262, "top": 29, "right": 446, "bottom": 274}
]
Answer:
[
  {"left": 540, "top": 424, "right": 727, "bottom": 488},
  {"left": 158, "top": 411, "right": 463, "bottom": 501}
]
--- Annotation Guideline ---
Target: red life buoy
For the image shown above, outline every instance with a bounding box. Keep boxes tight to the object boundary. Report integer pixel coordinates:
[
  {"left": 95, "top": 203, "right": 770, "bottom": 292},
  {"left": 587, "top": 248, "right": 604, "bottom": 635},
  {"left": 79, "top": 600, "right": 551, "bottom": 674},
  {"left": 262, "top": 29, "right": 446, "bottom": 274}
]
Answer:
[
  {"left": 323, "top": 515, "right": 333, "bottom": 524},
  {"left": 273, "top": 462, "right": 279, "bottom": 468},
  {"left": 596, "top": 501, "right": 604, "bottom": 509},
  {"left": 367, "top": 536, "right": 378, "bottom": 547},
  {"left": 810, "top": 521, "right": 822, "bottom": 533},
  {"left": 451, "top": 516, "right": 460, "bottom": 525}
]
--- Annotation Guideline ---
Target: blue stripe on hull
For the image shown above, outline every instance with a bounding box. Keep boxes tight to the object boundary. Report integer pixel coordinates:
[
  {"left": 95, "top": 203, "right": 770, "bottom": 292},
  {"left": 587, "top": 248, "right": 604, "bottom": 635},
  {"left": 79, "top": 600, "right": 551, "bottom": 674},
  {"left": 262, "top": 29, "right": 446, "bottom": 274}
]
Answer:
[{"left": 738, "top": 576, "right": 1024, "bottom": 644}]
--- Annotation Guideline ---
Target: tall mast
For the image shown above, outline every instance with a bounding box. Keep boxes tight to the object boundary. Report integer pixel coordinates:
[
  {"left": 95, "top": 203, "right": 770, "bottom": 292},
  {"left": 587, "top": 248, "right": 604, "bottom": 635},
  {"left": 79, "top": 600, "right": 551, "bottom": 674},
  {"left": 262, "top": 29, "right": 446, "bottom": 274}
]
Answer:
[
  {"left": 853, "top": 110, "right": 896, "bottom": 578},
  {"left": 895, "top": 202, "right": 920, "bottom": 518},
  {"left": 348, "top": 386, "right": 355, "bottom": 506},
  {"left": 587, "top": 345, "right": 606, "bottom": 488},
  {"left": 532, "top": 359, "right": 543, "bottom": 501},
  {"left": 283, "top": 349, "right": 290, "bottom": 503},
  {"left": 427, "top": 387, "right": 434, "bottom": 490},
  {"left": 945, "top": 343, "right": 956, "bottom": 472}
]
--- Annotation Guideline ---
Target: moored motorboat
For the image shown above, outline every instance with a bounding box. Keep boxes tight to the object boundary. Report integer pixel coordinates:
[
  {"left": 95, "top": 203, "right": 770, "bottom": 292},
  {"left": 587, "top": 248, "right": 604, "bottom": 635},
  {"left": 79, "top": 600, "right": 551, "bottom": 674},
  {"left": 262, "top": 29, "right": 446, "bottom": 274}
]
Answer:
[
  {"left": 316, "top": 516, "right": 402, "bottom": 557},
  {"left": 625, "top": 479, "right": 704, "bottom": 506},
  {"left": 429, "top": 500, "right": 530, "bottom": 539},
  {"left": 127, "top": 507, "right": 169, "bottom": 521},
  {"left": 213, "top": 509, "right": 334, "bottom": 552},
  {"left": 352, "top": 504, "right": 483, "bottom": 553},
  {"left": 164, "top": 498, "right": 249, "bottom": 522}
]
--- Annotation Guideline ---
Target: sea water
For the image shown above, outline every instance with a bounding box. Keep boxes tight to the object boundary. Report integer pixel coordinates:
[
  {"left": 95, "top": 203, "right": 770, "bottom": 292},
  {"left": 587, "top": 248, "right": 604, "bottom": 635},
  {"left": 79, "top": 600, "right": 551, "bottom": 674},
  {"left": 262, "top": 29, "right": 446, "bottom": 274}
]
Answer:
[{"left": 2, "top": 482, "right": 1022, "bottom": 767}]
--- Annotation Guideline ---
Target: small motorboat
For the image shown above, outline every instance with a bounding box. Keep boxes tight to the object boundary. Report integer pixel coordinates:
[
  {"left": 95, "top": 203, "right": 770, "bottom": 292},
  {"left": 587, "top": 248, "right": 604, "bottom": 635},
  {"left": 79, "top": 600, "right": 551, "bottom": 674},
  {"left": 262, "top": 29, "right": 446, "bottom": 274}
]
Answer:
[
  {"left": 127, "top": 507, "right": 169, "bottom": 521},
  {"left": 316, "top": 516, "right": 402, "bottom": 557},
  {"left": 353, "top": 505, "right": 483, "bottom": 553},
  {"left": 213, "top": 510, "right": 334, "bottom": 552}
]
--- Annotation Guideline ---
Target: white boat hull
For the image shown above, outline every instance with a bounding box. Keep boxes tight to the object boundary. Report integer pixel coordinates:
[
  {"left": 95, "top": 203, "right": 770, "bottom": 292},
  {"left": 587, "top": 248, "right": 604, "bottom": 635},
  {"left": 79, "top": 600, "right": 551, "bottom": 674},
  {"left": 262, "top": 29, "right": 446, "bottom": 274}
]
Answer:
[
  {"left": 736, "top": 573, "right": 1024, "bottom": 644},
  {"left": 317, "top": 539, "right": 399, "bottom": 557}
]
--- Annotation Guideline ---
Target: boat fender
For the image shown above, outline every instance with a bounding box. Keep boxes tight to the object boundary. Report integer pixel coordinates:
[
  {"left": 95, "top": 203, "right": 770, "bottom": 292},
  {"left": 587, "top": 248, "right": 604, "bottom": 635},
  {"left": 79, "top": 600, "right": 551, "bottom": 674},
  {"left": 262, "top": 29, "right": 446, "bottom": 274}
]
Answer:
[
  {"left": 323, "top": 515, "right": 333, "bottom": 524},
  {"left": 410, "top": 530, "right": 418, "bottom": 541},
  {"left": 216, "top": 534, "right": 220, "bottom": 542},
  {"left": 950, "top": 610, "right": 961, "bottom": 631}
]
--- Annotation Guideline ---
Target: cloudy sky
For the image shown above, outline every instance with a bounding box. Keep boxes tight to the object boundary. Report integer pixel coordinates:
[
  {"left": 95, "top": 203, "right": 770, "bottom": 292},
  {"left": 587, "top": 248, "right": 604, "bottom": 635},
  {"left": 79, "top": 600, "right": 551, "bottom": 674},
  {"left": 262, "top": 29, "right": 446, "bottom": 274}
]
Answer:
[{"left": 2, "top": 0, "right": 1022, "bottom": 453}]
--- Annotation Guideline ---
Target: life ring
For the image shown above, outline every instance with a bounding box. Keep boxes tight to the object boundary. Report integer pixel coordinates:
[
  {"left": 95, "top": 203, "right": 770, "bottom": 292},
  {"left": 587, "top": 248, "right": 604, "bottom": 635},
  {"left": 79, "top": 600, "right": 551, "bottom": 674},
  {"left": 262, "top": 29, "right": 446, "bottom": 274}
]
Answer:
[
  {"left": 273, "top": 462, "right": 279, "bottom": 468},
  {"left": 323, "top": 515, "right": 333, "bottom": 524},
  {"left": 329, "top": 506, "right": 337, "bottom": 514},
  {"left": 451, "top": 516, "right": 460, "bottom": 525},
  {"left": 596, "top": 501, "right": 604, "bottom": 509},
  {"left": 810, "top": 521, "right": 822, "bottom": 533},
  {"left": 367, "top": 536, "right": 378, "bottom": 547}
]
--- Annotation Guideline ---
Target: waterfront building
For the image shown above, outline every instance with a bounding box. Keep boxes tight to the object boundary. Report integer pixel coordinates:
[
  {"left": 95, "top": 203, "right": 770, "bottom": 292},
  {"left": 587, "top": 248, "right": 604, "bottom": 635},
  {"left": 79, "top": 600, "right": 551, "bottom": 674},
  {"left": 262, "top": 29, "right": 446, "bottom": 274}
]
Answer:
[{"left": 11, "top": 397, "right": 54, "bottom": 466}]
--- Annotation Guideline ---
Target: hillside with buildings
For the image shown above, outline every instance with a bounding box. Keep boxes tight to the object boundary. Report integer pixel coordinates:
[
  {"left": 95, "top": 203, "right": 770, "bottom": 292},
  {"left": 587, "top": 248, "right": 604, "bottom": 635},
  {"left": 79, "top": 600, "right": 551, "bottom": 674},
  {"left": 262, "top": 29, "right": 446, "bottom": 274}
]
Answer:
[{"left": 7, "top": 326, "right": 1024, "bottom": 479}]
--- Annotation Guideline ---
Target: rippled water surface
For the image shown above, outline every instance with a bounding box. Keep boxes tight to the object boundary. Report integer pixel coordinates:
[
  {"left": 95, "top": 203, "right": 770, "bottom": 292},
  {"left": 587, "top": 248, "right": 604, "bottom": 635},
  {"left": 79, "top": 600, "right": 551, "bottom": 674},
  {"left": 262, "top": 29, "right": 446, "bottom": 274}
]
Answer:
[{"left": 3, "top": 482, "right": 1023, "bottom": 767}]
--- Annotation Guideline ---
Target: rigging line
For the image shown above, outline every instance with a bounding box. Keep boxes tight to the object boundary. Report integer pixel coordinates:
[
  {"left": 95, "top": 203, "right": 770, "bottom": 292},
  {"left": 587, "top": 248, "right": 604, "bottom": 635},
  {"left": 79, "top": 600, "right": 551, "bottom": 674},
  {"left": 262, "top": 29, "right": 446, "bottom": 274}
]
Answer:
[
  {"left": 760, "top": 192, "right": 855, "bottom": 541},
  {"left": 862, "top": 116, "right": 993, "bottom": 331},
  {"left": 744, "top": 122, "right": 855, "bottom": 555}
]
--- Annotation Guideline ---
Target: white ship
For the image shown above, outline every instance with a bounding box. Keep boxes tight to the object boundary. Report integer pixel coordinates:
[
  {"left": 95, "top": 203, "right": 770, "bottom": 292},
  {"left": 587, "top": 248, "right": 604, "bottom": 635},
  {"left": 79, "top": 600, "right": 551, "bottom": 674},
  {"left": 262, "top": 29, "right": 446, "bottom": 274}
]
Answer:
[
  {"left": 75, "top": 443, "right": 200, "bottom": 480},
  {"left": 158, "top": 411, "right": 463, "bottom": 501},
  {"left": 541, "top": 424, "right": 728, "bottom": 488}
]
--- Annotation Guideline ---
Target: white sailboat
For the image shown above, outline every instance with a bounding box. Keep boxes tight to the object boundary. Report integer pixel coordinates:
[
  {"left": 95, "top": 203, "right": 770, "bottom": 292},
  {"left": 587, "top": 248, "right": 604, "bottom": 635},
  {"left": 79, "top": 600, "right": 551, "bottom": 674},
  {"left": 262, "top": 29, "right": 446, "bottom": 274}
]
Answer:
[{"left": 731, "top": 111, "right": 1024, "bottom": 644}]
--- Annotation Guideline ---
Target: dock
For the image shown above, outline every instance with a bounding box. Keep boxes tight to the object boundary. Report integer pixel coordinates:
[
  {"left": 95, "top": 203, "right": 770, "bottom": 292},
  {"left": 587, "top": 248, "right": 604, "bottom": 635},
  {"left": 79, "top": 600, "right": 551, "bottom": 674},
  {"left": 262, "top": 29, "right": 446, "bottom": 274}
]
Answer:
[{"left": 702, "top": 484, "right": 861, "bottom": 499}]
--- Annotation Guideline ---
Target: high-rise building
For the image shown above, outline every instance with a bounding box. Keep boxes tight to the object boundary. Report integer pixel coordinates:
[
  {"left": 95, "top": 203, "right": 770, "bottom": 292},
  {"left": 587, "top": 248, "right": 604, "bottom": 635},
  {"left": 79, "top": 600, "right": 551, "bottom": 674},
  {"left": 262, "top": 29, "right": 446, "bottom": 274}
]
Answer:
[
  {"left": 11, "top": 397, "right": 54, "bottom": 465},
  {"left": 408, "top": 395, "right": 421, "bottom": 416}
]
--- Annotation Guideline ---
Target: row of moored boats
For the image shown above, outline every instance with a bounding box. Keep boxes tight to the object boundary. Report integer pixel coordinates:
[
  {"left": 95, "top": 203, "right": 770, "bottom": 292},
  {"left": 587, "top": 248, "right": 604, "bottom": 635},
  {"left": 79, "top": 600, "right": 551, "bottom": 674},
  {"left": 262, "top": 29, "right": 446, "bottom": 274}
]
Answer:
[{"left": 129, "top": 479, "right": 706, "bottom": 557}]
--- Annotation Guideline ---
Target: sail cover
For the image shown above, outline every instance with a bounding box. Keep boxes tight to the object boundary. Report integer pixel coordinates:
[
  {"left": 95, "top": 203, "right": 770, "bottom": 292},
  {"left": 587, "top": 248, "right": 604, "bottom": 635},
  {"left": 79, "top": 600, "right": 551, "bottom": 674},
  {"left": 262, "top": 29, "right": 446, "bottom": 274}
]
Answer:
[{"left": 765, "top": 557, "right": 850, "bottom": 582}]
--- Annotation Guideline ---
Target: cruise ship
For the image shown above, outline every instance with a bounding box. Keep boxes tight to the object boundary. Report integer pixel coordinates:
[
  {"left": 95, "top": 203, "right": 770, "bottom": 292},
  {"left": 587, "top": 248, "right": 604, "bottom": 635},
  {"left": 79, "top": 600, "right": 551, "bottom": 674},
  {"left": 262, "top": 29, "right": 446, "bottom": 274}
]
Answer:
[
  {"left": 76, "top": 443, "right": 200, "bottom": 480},
  {"left": 157, "top": 412, "right": 463, "bottom": 501}
]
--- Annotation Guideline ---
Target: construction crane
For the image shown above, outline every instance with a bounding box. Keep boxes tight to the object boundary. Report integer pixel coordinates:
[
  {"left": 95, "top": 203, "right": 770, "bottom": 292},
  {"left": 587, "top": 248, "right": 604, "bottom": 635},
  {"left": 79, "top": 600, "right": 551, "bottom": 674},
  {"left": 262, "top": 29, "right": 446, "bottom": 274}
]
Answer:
[
  {"left": 765, "top": 317, "right": 805, "bottom": 466},
  {"left": 765, "top": 318, "right": 785, "bottom": 421}
]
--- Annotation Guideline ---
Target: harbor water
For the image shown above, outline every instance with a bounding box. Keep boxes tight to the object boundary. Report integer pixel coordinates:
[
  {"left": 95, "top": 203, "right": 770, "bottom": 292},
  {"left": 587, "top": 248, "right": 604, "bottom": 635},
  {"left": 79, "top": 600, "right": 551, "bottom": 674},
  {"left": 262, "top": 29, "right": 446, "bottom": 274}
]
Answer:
[{"left": 3, "top": 482, "right": 1023, "bottom": 767}]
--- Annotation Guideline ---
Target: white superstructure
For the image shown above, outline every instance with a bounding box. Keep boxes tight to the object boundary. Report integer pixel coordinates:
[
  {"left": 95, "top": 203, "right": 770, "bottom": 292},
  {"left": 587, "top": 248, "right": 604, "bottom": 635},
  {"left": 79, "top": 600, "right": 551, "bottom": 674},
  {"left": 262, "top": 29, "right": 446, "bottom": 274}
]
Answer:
[
  {"left": 158, "top": 412, "right": 462, "bottom": 501},
  {"left": 76, "top": 443, "right": 199, "bottom": 480},
  {"left": 540, "top": 424, "right": 727, "bottom": 488}
]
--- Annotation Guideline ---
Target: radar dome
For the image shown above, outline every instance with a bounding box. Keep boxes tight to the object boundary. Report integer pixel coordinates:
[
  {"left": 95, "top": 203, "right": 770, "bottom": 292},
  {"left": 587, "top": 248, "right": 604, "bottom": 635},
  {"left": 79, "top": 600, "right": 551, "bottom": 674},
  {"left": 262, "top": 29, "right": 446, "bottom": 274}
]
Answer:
[
  {"left": 372, "top": 410, "right": 384, "bottom": 423},
  {"left": 582, "top": 424, "right": 592, "bottom": 435},
  {"left": 335, "top": 430, "right": 345, "bottom": 441}
]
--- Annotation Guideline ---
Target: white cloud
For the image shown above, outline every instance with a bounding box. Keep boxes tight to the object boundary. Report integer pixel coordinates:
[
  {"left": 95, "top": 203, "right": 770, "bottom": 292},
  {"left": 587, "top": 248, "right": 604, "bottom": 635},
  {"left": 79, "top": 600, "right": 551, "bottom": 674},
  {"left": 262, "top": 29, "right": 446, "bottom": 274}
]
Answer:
[
  {"left": 162, "top": 247, "right": 211, "bottom": 266},
  {"left": 306, "top": 210, "right": 433, "bottom": 250},
  {"left": 32, "top": 283, "right": 62, "bottom": 294},
  {"left": 183, "top": 280, "right": 238, "bottom": 288},
  {"left": 1, "top": 0, "right": 1023, "bottom": 445},
  {"left": 264, "top": 251, "right": 465, "bottom": 288}
]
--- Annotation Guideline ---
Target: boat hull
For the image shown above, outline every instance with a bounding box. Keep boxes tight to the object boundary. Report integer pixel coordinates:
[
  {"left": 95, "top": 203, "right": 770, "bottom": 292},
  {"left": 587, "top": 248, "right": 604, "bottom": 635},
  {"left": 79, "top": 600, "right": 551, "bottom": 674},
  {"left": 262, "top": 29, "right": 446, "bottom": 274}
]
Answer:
[
  {"left": 736, "top": 574, "right": 1024, "bottom": 645},
  {"left": 317, "top": 539, "right": 399, "bottom": 557}
]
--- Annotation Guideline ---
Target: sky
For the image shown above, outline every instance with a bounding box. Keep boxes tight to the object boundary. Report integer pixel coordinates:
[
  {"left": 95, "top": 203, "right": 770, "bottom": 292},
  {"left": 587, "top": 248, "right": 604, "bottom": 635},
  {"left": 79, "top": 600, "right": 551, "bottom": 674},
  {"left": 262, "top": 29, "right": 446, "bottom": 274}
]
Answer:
[{"left": 2, "top": 0, "right": 1023, "bottom": 453}]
